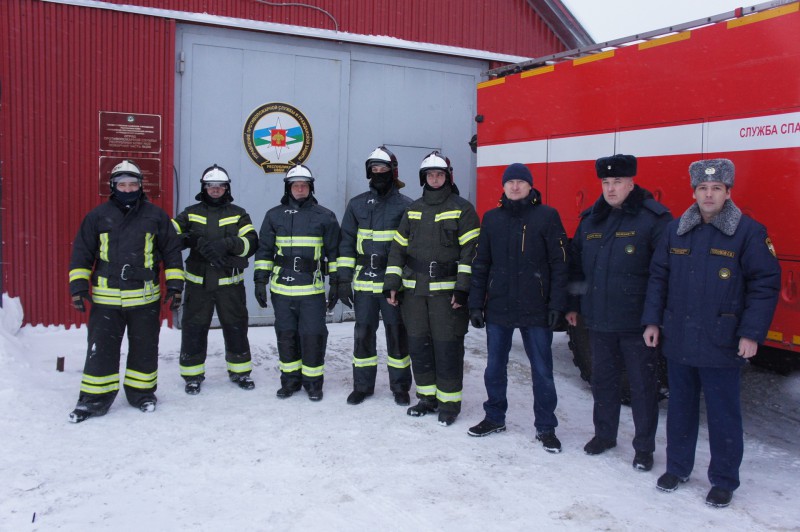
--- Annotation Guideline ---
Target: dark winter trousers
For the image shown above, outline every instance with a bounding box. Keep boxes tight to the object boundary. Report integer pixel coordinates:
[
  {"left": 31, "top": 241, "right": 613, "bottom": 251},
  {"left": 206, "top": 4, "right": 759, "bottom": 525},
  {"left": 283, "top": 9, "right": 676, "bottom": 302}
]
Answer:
[
  {"left": 351, "top": 291, "right": 412, "bottom": 394},
  {"left": 272, "top": 292, "right": 327, "bottom": 392},
  {"left": 665, "top": 360, "right": 743, "bottom": 492},
  {"left": 74, "top": 302, "right": 161, "bottom": 415},
  {"left": 179, "top": 282, "right": 252, "bottom": 382},
  {"left": 401, "top": 293, "right": 468, "bottom": 415},
  {"left": 484, "top": 322, "right": 558, "bottom": 434},
  {"left": 589, "top": 330, "right": 659, "bottom": 452}
]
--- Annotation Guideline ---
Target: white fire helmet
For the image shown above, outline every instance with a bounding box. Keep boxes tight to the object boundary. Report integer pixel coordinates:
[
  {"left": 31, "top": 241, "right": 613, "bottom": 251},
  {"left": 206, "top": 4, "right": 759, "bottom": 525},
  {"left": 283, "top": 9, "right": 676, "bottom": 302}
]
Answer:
[
  {"left": 285, "top": 164, "right": 314, "bottom": 183},
  {"left": 200, "top": 164, "right": 231, "bottom": 186},
  {"left": 109, "top": 160, "right": 143, "bottom": 191},
  {"left": 418, "top": 151, "right": 453, "bottom": 186},
  {"left": 365, "top": 146, "right": 399, "bottom": 180}
]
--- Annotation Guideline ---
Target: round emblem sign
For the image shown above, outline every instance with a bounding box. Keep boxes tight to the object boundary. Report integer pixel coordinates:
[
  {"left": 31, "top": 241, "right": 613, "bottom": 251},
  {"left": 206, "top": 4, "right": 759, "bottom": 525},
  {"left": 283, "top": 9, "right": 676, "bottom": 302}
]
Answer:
[
  {"left": 624, "top": 244, "right": 635, "bottom": 255},
  {"left": 243, "top": 103, "right": 313, "bottom": 173},
  {"left": 719, "top": 267, "right": 731, "bottom": 280}
]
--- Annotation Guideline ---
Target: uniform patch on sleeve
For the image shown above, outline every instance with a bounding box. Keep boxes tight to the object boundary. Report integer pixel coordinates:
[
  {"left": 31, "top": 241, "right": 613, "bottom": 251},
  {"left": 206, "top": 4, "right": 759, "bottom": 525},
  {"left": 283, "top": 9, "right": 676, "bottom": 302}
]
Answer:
[
  {"left": 670, "top": 248, "right": 690, "bottom": 255},
  {"left": 586, "top": 233, "right": 602, "bottom": 240},
  {"left": 766, "top": 237, "right": 777, "bottom": 258},
  {"left": 710, "top": 248, "right": 735, "bottom": 258}
]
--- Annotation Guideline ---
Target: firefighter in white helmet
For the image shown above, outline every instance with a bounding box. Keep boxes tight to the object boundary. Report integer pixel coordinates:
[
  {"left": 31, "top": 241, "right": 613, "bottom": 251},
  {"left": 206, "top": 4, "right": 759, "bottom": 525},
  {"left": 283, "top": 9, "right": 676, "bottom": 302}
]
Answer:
[
  {"left": 171, "top": 164, "right": 259, "bottom": 395},
  {"left": 383, "top": 151, "right": 480, "bottom": 426},
  {"left": 67, "top": 159, "right": 184, "bottom": 422},
  {"left": 337, "top": 146, "right": 413, "bottom": 406},
  {"left": 253, "top": 164, "right": 340, "bottom": 401}
]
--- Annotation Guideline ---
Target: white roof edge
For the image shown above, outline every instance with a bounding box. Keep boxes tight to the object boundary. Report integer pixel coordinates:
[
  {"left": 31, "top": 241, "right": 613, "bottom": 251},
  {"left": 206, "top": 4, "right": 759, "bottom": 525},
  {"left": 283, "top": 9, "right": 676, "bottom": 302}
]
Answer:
[{"left": 41, "top": 0, "right": 532, "bottom": 64}]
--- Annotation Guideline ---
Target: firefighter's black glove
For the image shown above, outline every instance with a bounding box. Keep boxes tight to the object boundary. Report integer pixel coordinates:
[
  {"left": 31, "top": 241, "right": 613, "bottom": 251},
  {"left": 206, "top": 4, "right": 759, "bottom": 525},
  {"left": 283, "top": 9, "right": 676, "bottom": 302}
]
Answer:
[
  {"left": 470, "top": 309, "right": 485, "bottom": 329},
  {"left": 198, "top": 238, "right": 227, "bottom": 268},
  {"left": 71, "top": 291, "right": 91, "bottom": 313},
  {"left": 164, "top": 289, "right": 183, "bottom": 311},
  {"left": 255, "top": 282, "right": 269, "bottom": 309},
  {"left": 452, "top": 290, "right": 468, "bottom": 307},
  {"left": 337, "top": 281, "right": 354, "bottom": 309},
  {"left": 547, "top": 309, "right": 563, "bottom": 331},
  {"left": 326, "top": 282, "right": 339, "bottom": 312}
]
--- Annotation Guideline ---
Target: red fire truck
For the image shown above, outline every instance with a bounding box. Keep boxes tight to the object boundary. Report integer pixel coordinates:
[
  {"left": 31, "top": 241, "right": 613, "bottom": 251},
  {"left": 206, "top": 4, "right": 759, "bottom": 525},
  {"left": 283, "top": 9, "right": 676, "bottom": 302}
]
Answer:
[{"left": 475, "top": 1, "right": 800, "bottom": 381}]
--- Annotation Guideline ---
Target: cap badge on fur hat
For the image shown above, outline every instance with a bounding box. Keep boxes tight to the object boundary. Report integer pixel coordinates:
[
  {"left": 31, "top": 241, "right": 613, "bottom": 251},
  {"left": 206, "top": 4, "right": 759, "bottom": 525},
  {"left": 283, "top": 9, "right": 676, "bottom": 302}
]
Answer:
[
  {"left": 689, "top": 158, "right": 735, "bottom": 188},
  {"left": 595, "top": 154, "right": 637, "bottom": 178}
]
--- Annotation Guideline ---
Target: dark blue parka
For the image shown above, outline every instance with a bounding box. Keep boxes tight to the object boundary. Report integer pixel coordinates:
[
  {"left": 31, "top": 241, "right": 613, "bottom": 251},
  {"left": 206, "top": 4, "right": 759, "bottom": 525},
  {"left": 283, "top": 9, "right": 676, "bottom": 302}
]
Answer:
[
  {"left": 469, "top": 189, "right": 568, "bottom": 328},
  {"left": 568, "top": 185, "right": 671, "bottom": 332},
  {"left": 641, "top": 199, "right": 781, "bottom": 367}
]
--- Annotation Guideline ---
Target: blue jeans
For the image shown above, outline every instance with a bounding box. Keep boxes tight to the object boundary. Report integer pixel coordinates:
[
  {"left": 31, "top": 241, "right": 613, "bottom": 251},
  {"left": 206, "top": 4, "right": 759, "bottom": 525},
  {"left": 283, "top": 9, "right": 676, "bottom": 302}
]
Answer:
[{"left": 483, "top": 322, "right": 558, "bottom": 433}]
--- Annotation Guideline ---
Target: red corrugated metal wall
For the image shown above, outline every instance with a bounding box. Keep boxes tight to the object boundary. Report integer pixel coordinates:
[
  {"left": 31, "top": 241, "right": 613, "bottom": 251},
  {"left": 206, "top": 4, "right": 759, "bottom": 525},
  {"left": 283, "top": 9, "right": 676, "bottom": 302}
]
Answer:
[
  {"left": 96, "top": 0, "right": 564, "bottom": 58},
  {"left": 0, "top": 0, "right": 175, "bottom": 326},
  {"left": 1, "top": 0, "right": 565, "bottom": 326}
]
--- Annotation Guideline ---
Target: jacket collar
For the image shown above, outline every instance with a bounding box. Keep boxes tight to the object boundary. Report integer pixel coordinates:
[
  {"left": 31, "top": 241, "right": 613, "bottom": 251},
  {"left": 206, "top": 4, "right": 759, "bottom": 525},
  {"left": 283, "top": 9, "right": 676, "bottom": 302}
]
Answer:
[{"left": 677, "top": 198, "right": 741, "bottom": 236}]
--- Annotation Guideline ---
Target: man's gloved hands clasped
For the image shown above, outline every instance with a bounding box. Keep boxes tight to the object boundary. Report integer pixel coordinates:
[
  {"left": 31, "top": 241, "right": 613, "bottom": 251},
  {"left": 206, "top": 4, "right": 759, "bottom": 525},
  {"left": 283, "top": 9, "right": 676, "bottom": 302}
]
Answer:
[
  {"left": 469, "top": 308, "right": 485, "bottom": 328},
  {"left": 164, "top": 289, "right": 183, "bottom": 311},
  {"left": 255, "top": 282, "right": 269, "bottom": 309},
  {"left": 197, "top": 237, "right": 232, "bottom": 268},
  {"left": 337, "top": 281, "right": 354, "bottom": 309},
  {"left": 547, "top": 309, "right": 563, "bottom": 330},
  {"left": 71, "top": 291, "right": 91, "bottom": 313},
  {"left": 326, "top": 282, "right": 339, "bottom": 312}
]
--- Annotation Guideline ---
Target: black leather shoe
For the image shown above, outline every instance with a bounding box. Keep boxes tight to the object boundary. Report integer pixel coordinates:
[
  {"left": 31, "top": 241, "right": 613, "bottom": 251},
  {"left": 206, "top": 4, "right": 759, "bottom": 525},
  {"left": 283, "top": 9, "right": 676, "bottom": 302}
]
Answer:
[
  {"left": 393, "top": 391, "right": 411, "bottom": 406},
  {"left": 656, "top": 472, "right": 688, "bottom": 492},
  {"left": 185, "top": 381, "right": 202, "bottom": 395},
  {"left": 536, "top": 431, "right": 562, "bottom": 453},
  {"left": 68, "top": 409, "right": 93, "bottom": 423},
  {"left": 308, "top": 389, "right": 323, "bottom": 401},
  {"left": 276, "top": 385, "right": 300, "bottom": 398},
  {"left": 705, "top": 487, "right": 733, "bottom": 508},
  {"left": 407, "top": 400, "right": 437, "bottom": 417},
  {"left": 583, "top": 436, "right": 617, "bottom": 455},
  {"left": 438, "top": 412, "right": 457, "bottom": 427},
  {"left": 347, "top": 390, "right": 372, "bottom": 405},
  {"left": 633, "top": 451, "right": 654, "bottom": 471}
]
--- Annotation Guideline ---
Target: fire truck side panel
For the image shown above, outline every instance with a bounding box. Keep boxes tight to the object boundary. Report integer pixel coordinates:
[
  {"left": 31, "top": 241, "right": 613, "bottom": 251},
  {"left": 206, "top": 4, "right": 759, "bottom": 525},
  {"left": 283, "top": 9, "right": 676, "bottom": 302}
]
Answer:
[{"left": 476, "top": 3, "right": 800, "bottom": 352}]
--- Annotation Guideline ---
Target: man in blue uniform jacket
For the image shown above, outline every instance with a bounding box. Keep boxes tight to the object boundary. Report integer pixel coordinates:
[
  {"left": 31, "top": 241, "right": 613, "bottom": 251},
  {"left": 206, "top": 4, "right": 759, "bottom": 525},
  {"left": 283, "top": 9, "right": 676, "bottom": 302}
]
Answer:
[
  {"left": 642, "top": 158, "right": 780, "bottom": 508},
  {"left": 566, "top": 154, "right": 672, "bottom": 472}
]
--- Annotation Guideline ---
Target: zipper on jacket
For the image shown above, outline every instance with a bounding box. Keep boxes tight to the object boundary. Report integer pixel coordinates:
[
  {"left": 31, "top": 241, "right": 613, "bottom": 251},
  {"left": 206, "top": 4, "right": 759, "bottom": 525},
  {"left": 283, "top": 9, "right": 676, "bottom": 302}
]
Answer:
[{"left": 522, "top": 225, "right": 526, "bottom": 253}]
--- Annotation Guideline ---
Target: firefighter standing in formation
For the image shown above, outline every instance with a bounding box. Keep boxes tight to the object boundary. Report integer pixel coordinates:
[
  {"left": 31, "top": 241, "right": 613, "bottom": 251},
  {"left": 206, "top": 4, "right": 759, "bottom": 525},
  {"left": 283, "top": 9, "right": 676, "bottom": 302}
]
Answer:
[
  {"left": 337, "top": 146, "right": 414, "bottom": 406},
  {"left": 67, "top": 160, "right": 184, "bottom": 422},
  {"left": 254, "top": 165, "right": 340, "bottom": 401},
  {"left": 566, "top": 154, "right": 672, "bottom": 471},
  {"left": 172, "top": 164, "right": 259, "bottom": 395},
  {"left": 643, "top": 159, "right": 780, "bottom": 508},
  {"left": 384, "top": 151, "right": 480, "bottom": 427}
]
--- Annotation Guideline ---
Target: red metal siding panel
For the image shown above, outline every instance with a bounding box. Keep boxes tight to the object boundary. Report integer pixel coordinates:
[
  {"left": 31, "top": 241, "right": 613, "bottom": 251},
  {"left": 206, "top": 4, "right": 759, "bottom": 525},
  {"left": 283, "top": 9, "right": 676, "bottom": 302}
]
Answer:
[
  {"left": 95, "top": 0, "right": 566, "bottom": 58},
  {"left": 1, "top": 0, "right": 175, "bottom": 326}
]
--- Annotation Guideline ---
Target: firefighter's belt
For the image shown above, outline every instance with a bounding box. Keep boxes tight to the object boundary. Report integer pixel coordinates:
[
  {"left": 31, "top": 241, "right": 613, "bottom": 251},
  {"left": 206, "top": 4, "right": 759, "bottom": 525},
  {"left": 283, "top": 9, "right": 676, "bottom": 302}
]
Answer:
[
  {"left": 274, "top": 255, "right": 324, "bottom": 274},
  {"left": 357, "top": 253, "right": 387, "bottom": 270},
  {"left": 96, "top": 261, "right": 156, "bottom": 281},
  {"left": 407, "top": 256, "right": 458, "bottom": 278}
]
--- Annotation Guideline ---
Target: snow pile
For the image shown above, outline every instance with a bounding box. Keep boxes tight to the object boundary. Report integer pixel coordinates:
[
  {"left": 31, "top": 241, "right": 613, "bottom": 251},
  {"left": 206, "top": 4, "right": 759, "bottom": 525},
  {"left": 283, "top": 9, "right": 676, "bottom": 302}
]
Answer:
[{"left": 0, "top": 294, "right": 24, "bottom": 364}]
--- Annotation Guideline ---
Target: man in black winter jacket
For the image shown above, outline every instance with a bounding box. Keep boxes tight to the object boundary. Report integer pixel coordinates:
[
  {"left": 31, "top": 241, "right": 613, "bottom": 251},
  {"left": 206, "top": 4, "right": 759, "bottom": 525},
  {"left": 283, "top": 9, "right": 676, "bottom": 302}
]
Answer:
[
  {"left": 467, "top": 163, "right": 568, "bottom": 453},
  {"left": 172, "top": 165, "right": 258, "bottom": 395},
  {"left": 566, "top": 154, "right": 672, "bottom": 472}
]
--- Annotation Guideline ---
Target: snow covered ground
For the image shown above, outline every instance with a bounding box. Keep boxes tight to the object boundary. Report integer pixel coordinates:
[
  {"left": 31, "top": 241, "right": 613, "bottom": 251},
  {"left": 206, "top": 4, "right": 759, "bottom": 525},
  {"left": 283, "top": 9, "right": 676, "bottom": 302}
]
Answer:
[{"left": 1, "top": 295, "right": 798, "bottom": 531}]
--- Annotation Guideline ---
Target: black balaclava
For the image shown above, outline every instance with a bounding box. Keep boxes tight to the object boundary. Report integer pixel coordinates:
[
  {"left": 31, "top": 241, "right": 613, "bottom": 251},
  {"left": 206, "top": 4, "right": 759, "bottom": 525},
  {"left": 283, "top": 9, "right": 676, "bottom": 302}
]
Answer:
[{"left": 370, "top": 173, "right": 393, "bottom": 195}]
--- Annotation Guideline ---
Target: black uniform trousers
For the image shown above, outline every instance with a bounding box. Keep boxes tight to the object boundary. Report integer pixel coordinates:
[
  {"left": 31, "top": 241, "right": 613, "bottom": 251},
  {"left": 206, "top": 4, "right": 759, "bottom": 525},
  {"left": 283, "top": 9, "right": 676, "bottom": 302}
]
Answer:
[
  {"left": 589, "top": 330, "right": 659, "bottom": 452},
  {"left": 74, "top": 302, "right": 161, "bottom": 415},
  {"left": 179, "top": 281, "right": 251, "bottom": 382},
  {"left": 351, "top": 291, "right": 412, "bottom": 394},
  {"left": 401, "top": 293, "right": 469, "bottom": 415},
  {"left": 272, "top": 292, "right": 327, "bottom": 392}
]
